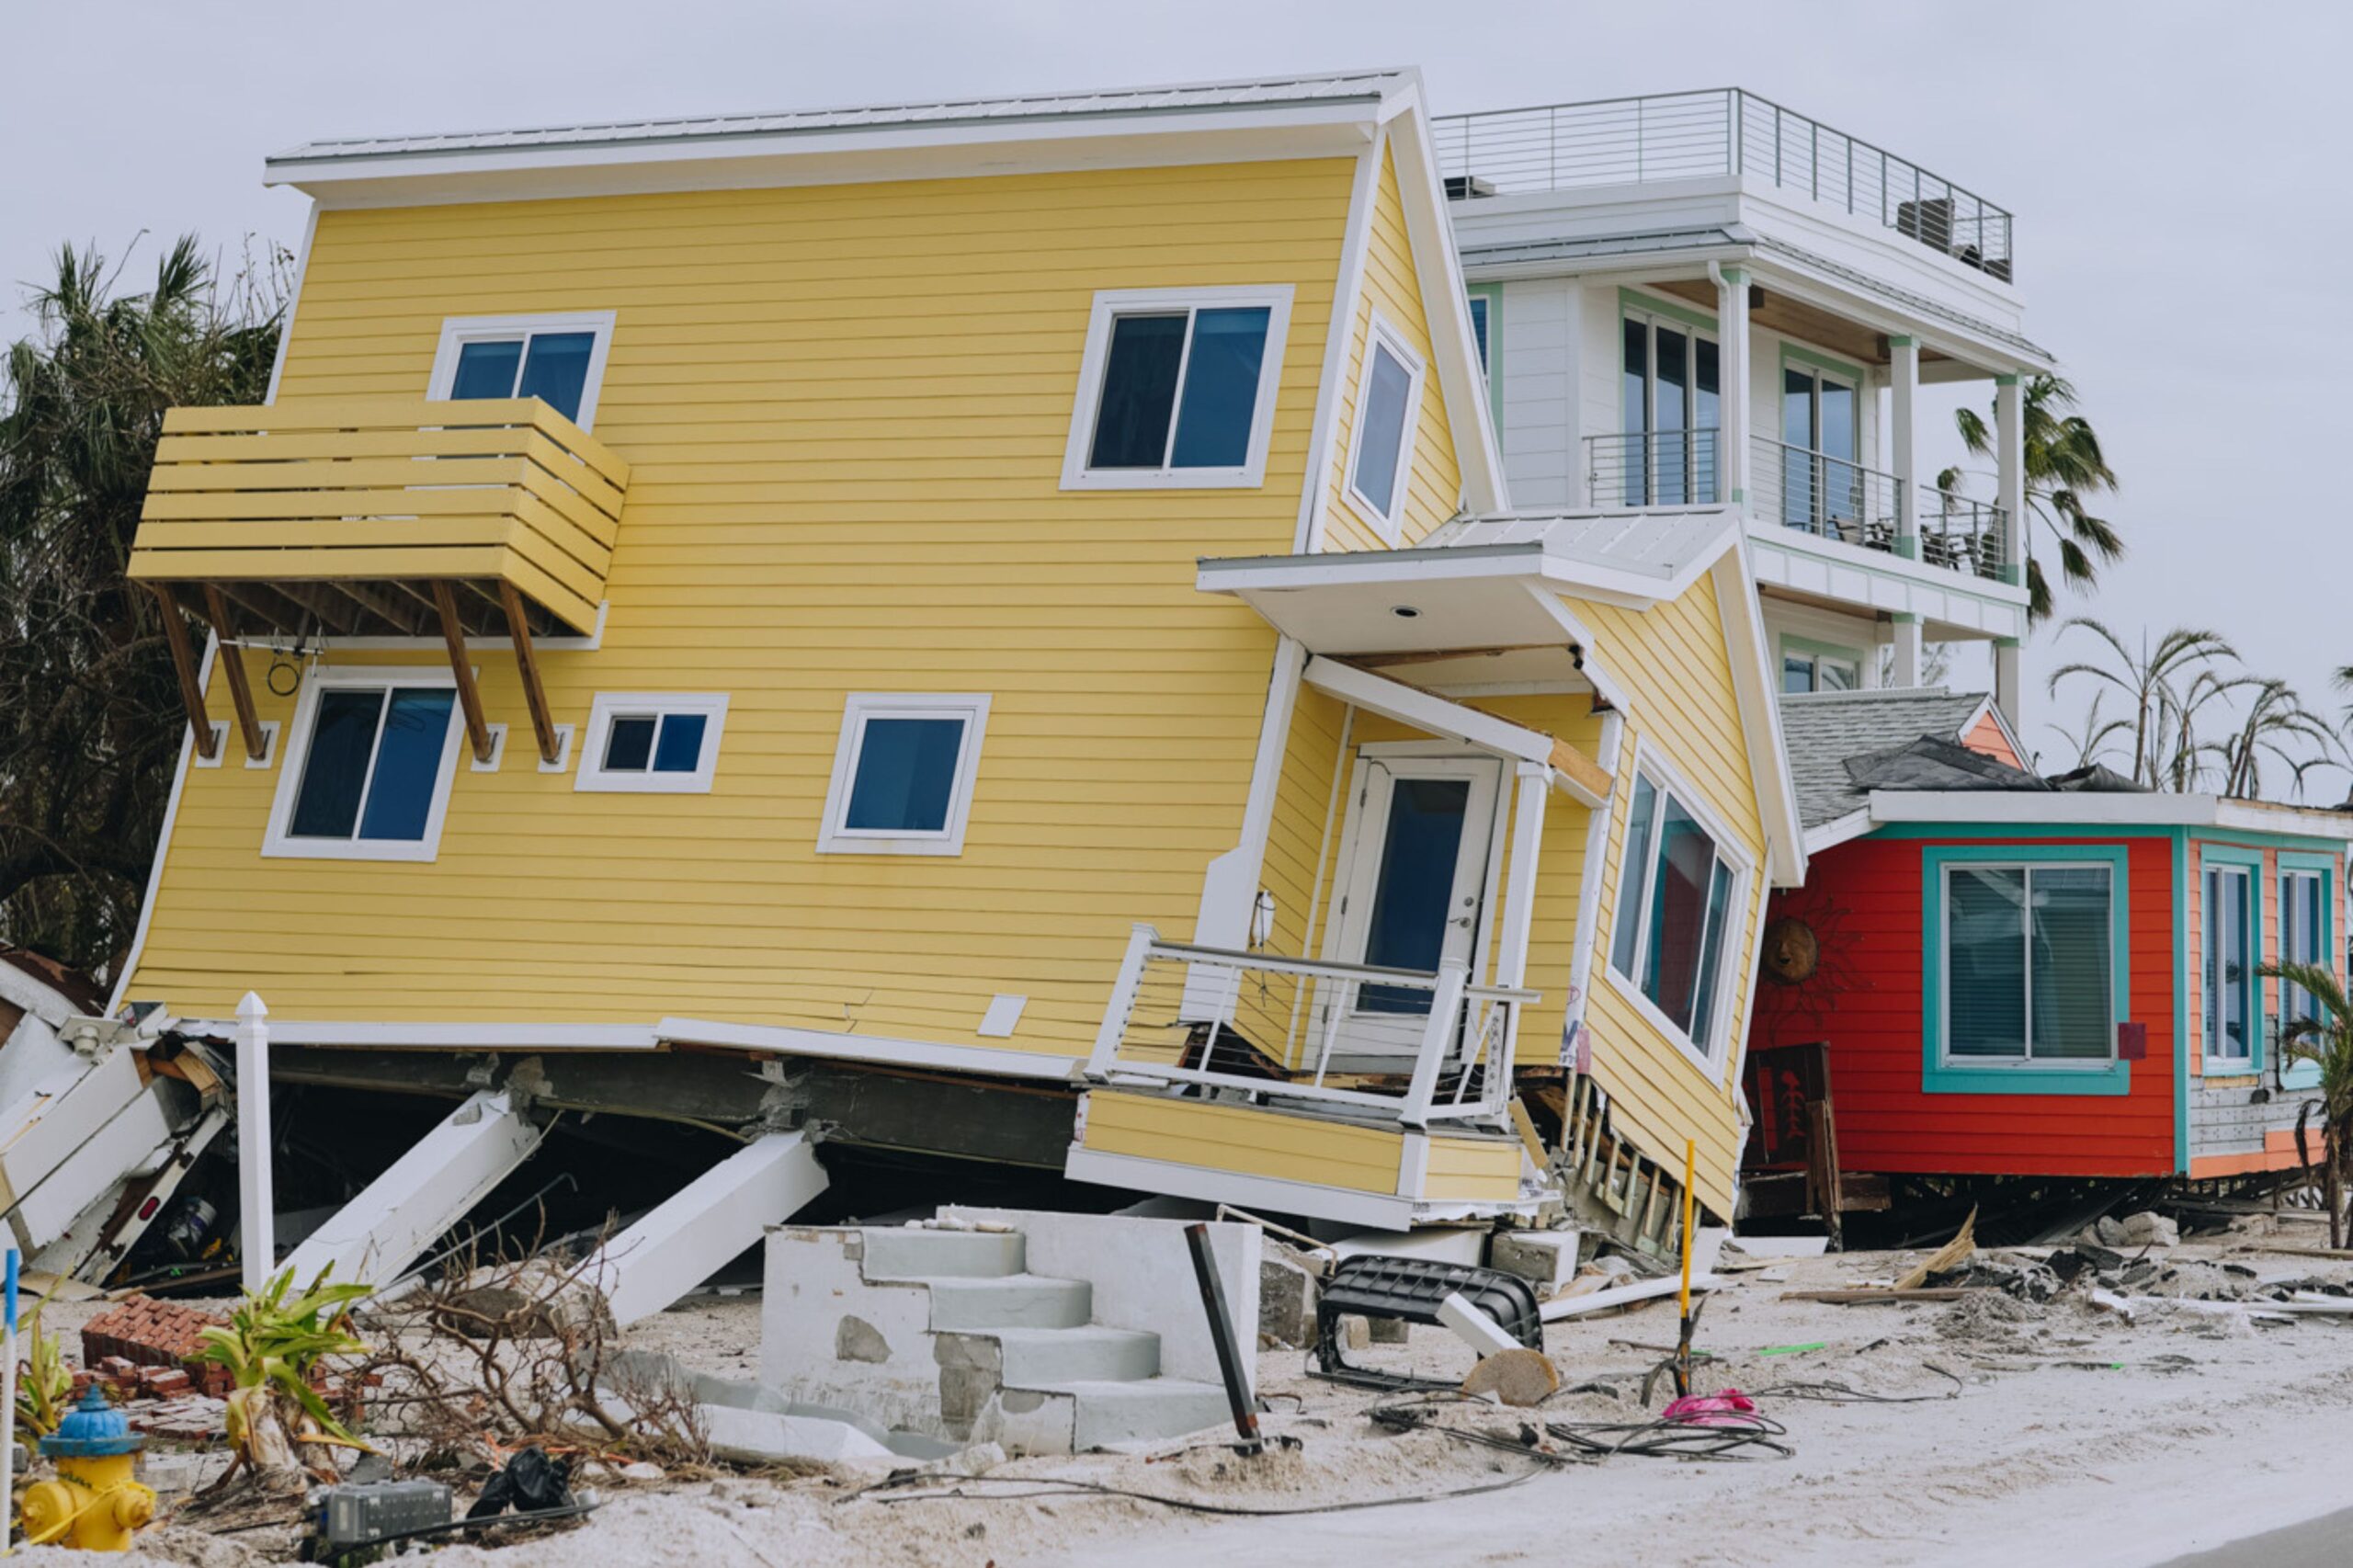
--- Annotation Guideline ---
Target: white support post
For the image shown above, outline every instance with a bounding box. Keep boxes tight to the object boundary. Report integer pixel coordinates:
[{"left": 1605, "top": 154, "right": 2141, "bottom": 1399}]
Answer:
[
  {"left": 280, "top": 1088, "right": 543, "bottom": 1290},
  {"left": 1086, "top": 924, "right": 1160, "bottom": 1080},
  {"left": 1889, "top": 336, "right": 1925, "bottom": 688},
  {"left": 590, "top": 1131, "right": 828, "bottom": 1326},
  {"left": 1715, "top": 266, "right": 1750, "bottom": 506},
  {"left": 1995, "top": 373, "right": 2028, "bottom": 729},
  {"left": 235, "top": 991, "right": 274, "bottom": 1294},
  {"left": 1400, "top": 960, "right": 1469, "bottom": 1129},
  {"left": 1491, "top": 762, "right": 1550, "bottom": 1092}
]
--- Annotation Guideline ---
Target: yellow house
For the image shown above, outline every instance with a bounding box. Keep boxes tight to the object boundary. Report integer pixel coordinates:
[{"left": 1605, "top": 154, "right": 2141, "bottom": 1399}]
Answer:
[{"left": 116, "top": 68, "right": 1802, "bottom": 1247}]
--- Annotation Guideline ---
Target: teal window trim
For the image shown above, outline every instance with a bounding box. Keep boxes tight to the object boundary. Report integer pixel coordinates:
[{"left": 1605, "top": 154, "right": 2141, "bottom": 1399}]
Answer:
[
  {"left": 2199, "top": 843, "right": 2265, "bottom": 1074},
  {"left": 1921, "top": 843, "right": 2132, "bottom": 1096},
  {"left": 1872, "top": 823, "right": 2343, "bottom": 853},
  {"left": 1778, "top": 633, "right": 1865, "bottom": 692},
  {"left": 1617, "top": 286, "right": 1717, "bottom": 336},
  {"left": 2275, "top": 849, "right": 2336, "bottom": 1090},
  {"left": 1465, "top": 283, "right": 1503, "bottom": 433},
  {"left": 2171, "top": 829, "right": 2190, "bottom": 1172}
]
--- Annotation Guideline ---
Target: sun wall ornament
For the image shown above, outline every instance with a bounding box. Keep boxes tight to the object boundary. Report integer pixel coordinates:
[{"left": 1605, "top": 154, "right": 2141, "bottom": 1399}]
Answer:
[
  {"left": 1761, "top": 915, "right": 1820, "bottom": 985},
  {"left": 1751, "top": 886, "right": 1870, "bottom": 1043}
]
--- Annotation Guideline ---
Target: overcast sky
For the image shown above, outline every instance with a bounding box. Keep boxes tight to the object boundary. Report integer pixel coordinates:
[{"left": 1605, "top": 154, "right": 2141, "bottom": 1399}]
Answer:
[{"left": 7, "top": 2, "right": 2342, "bottom": 790}]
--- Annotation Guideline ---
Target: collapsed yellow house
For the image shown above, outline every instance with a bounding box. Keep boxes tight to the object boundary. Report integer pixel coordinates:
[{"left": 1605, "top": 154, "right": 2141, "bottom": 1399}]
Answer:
[{"left": 103, "top": 68, "right": 1803, "bottom": 1287}]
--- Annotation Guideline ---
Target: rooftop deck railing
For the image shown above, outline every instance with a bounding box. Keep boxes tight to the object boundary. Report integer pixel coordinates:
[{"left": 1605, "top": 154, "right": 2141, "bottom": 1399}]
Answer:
[
  {"left": 1085, "top": 926, "right": 1532, "bottom": 1128},
  {"left": 1746, "top": 435, "right": 2009, "bottom": 581},
  {"left": 1433, "top": 88, "right": 2015, "bottom": 279}
]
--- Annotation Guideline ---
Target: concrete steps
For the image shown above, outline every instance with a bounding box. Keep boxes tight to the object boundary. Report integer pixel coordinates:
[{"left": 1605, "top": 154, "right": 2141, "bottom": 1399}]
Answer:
[{"left": 765, "top": 1220, "right": 1248, "bottom": 1455}]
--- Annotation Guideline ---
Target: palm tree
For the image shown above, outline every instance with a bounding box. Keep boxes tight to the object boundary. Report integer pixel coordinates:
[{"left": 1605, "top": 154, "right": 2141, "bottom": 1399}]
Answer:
[
  {"left": 1943, "top": 373, "right": 2121, "bottom": 621},
  {"left": 2045, "top": 619, "right": 2235, "bottom": 789},
  {"left": 2260, "top": 960, "right": 2353, "bottom": 1247},
  {"left": 2206, "top": 678, "right": 2334, "bottom": 801},
  {"left": 0, "top": 237, "right": 282, "bottom": 971}
]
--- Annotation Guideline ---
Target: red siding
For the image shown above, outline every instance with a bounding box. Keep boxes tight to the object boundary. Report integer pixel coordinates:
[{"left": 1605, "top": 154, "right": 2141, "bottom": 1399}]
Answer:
[{"left": 1751, "top": 835, "right": 2177, "bottom": 1177}]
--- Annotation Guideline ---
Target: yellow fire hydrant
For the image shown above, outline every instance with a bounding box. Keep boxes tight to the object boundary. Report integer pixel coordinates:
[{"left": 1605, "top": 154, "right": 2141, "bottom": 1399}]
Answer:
[{"left": 19, "top": 1384, "right": 155, "bottom": 1551}]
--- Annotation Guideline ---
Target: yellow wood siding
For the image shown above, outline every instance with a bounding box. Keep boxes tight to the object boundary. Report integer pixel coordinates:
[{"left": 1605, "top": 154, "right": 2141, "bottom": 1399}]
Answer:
[
  {"left": 1322, "top": 143, "right": 1463, "bottom": 553},
  {"left": 123, "top": 159, "right": 1358, "bottom": 1056},
  {"left": 1080, "top": 1091, "right": 1400, "bottom": 1192},
  {"left": 1572, "top": 575, "right": 1768, "bottom": 1216},
  {"left": 1419, "top": 1131, "right": 1525, "bottom": 1200}
]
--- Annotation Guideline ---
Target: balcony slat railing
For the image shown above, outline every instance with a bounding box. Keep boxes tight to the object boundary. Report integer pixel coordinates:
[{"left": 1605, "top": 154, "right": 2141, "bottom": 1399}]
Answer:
[
  {"left": 1085, "top": 927, "right": 1531, "bottom": 1128},
  {"left": 1746, "top": 435, "right": 2008, "bottom": 581},
  {"left": 1434, "top": 88, "right": 2015, "bottom": 278},
  {"left": 1586, "top": 428, "right": 1721, "bottom": 509}
]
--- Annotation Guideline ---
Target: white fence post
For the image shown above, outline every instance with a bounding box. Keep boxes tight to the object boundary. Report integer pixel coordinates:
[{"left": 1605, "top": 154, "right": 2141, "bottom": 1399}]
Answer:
[
  {"left": 234, "top": 991, "right": 275, "bottom": 1294},
  {"left": 1085, "top": 925, "right": 1159, "bottom": 1080},
  {"left": 1399, "top": 960, "right": 1469, "bottom": 1129}
]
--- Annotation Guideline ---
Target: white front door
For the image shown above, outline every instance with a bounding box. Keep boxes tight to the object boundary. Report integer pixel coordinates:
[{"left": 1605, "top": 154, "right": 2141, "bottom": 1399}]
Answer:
[{"left": 1317, "top": 753, "right": 1502, "bottom": 1068}]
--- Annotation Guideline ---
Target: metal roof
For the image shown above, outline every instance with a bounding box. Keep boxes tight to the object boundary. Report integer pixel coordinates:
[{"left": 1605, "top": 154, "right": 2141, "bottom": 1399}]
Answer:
[
  {"left": 270, "top": 68, "right": 1414, "bottom": 165},
  {"left": 1446, "top": 506, "right": 1737, "bottom": 585}
]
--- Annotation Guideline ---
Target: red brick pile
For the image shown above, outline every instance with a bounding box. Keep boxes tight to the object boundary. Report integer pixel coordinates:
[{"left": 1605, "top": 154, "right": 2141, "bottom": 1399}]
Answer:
[{"left": 79, "top": 1295, "right": 233, "bottom": 1396}]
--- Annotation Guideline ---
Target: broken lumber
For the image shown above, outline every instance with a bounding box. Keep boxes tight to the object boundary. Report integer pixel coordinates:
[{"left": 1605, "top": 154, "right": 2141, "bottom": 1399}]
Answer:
[
  {"left": 1541, "top": 1273, "right": 1720, "bottom": 1322},
  {"left": 1892, "top": 1206, "right": 1976, "bottom": 1292},
  {"left": 1779, "top": 1288, "right": 1981, "bottom": 1304}
]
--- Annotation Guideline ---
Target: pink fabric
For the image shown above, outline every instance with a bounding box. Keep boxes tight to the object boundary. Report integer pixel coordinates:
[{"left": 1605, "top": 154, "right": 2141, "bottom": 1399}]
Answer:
[{"left": 1660, "top": 1390, "right": 1757, "bottom": 1426}]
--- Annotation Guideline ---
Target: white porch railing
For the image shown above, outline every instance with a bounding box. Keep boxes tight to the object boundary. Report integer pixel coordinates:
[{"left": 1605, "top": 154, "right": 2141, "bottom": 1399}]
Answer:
[{"left": 1083, "top": 926, "right": 1535, "bottom": 1128}]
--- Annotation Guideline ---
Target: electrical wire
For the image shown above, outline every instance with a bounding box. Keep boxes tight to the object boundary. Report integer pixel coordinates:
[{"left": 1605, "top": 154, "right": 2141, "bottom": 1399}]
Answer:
[{"left": 865, "top": 1467, "right": 1551, "bottom": 1517}]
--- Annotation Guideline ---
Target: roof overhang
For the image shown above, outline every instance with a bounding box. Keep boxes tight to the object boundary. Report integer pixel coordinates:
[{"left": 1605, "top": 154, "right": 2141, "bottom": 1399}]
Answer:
[
  {"left": 1810, "top": 790, "right": 2353, "bottom": 853},
  {"left": 268, "top": 83, "right": 1411, "bottom": 208}
]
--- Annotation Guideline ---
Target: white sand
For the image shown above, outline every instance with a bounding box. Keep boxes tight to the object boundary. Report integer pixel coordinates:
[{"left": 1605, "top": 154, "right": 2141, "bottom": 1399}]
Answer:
[{"left": 50, "top": 1225, "right": 2353, "bottom": 1566}]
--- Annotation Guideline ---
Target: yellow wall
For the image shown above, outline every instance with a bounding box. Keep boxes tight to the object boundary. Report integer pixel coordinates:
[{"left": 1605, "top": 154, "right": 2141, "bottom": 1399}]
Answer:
[
  {"left": 1078, "top": 1089, "right": 1520, "bottom": 1202},
  {"left": 1574, "top": 572, "right": 1768, "bottom": 1216},
  {"left": 1322, "top": 142, "right": 1463, "bottom": 553},
  {"left": 125, "top": 159, "right": 1364, "bottom": 1055}
]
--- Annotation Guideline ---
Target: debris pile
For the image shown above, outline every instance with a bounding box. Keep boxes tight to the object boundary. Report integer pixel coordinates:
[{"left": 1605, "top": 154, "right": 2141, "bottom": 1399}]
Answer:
[{"left": 80, "top": 1294, "right": 232, "bottom": 1395}]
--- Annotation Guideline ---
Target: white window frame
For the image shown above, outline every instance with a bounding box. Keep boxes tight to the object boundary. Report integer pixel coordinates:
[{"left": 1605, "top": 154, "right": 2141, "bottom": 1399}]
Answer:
[
  {"left": 1342, "top": 312, "right": 1427, "bottom": 544},
  {"left": 1938, "top": 860, "right": 2120, "bottom": 1068},
  {"left": 426, "top": 311, "right": 619, "bottom": 430},
  {"left": 817, "top": 693, "right": 991, "bottom": 857},
  {"left": 575, "top": 693, "right": 730, "bottom": 794},
  {"left": 2204, "top": 861, "right": 2256, "bottom": 1067},
  {"left": 2281, "top": 867, "right": 2326, "bottom": 1028},
  {"left": 1059, "top": 286, "right": 1293, "bottom": 492},
  {"left": 263, "top": 665, "right": 466, "bottom": 863},
  {"left": 1602, "top": 741, "right": 1754, "bottom": 1080}
]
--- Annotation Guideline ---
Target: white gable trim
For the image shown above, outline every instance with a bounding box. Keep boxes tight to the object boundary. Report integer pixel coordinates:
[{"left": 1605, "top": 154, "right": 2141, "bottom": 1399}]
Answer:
[
  {"left": 1380, "top": 82, "right": 1506, "bottom": 517},
  {"left": 1711, "top": 545, "right": 1807, "bottom": 887},
  {"left": 1297, "top": 132, "right": 1385, "bottom": 554}
]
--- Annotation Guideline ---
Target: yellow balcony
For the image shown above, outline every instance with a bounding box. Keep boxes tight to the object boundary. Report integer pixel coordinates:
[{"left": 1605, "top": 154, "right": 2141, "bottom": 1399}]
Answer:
[
  {"left": 128, "top": 396, "right": 628, "bottom": 639},
  {"left": 129, "top": 397, "right": 628, "bottom": 767}
]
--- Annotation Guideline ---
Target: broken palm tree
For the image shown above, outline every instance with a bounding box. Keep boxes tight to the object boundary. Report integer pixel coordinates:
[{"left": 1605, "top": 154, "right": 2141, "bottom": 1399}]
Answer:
[{"left": 196, "top": 1267, "right": 373, "bottom": 1490}]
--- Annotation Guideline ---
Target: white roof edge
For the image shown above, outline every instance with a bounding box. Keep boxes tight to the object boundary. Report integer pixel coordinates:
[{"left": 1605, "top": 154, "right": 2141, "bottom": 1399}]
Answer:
[
  {"left": 1866, "top": 790, "right": 2353, "bottom": 841},
  {"left": 268, "top": 67, "right": 1415, "bottom": 168},
  {"left": 1805, "top": 807, "right": 1877, "bottom": 857}
]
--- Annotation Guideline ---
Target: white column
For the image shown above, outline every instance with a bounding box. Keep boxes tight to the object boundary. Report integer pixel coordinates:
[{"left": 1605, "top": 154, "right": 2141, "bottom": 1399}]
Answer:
[
  {"left": 1995, "top": 374, "right": 2027, "bottom": 730},
  {"left": 1715, "top": 267, "right": 1750, "bottom": 508},
  {"left": 1888, "top": 335, "right": 1925, "bottom": 687},
  {"left": 592, "top": 1131, "right": 828, "bottom": 1326},
  {"left": 234, "top": 992, "right": 274, "bottom": 1294}
]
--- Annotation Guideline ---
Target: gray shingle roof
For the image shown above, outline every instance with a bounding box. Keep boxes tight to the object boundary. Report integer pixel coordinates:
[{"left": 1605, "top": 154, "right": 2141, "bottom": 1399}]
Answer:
[
  {"left": 270, "top": 69, "right": 1413, "bottom": 165},
  {"left": 1779, "top": 687, "right": 1998, "bottom": 828}
]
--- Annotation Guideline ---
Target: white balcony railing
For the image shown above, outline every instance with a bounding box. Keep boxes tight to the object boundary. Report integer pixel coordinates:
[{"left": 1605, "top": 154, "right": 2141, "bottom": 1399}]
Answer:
[
  {"left": 1432, "top": 88, "right": 2015, "bottom": 278},
  {"left": 1084, "top": 926, "right": 1533, "bottom": 1128}
]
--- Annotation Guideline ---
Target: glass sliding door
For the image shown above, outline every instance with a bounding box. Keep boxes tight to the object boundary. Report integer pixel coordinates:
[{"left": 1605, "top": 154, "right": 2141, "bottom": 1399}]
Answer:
[
  {"left": 1620, "top": 310, "right": 1719, "bottom": 508},
  {"left": 1780, "top": 362, "right": 1860, "bottom": 539}
]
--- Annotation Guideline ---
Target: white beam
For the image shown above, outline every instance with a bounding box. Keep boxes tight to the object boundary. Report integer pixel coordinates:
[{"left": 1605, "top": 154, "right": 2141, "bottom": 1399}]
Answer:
[
  {"left": 1303, "top": 656, "right": 1551, "bottom": 767},
  {"left": 235, "top": 994, "right": 275, "bottom": 1292},
  {"left": 1714, "top": 264, "right": 1750, "bottom": 506},
  {"left": 1494, "top": 764, "right": 1549, "bottom": 993},
  {"left": 280, "top": 1089, "right": 542, "bottom": 1290},
  {"left": 590, "top": 1131, "right": 828, "bottom": 1327}
]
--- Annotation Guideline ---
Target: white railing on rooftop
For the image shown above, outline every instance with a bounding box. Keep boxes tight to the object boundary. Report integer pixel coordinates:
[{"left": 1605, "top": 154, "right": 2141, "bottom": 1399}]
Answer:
[
  {"left": 1084, "top": 926, "right": 1532, "bottom": 1128},
  {"left": 1432, "top": 88, "right": 2015, "bottom": 279}
]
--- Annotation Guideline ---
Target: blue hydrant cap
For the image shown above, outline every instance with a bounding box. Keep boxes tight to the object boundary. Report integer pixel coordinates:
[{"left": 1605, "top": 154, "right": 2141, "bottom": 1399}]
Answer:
[{"left": 41, "top": 1383, "right": 143, "bottom": 1457}]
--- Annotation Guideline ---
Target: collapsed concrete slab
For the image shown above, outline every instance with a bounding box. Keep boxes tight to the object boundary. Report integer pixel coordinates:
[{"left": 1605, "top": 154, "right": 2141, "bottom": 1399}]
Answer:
[
  {"left": 281, "top": 1089, "right": 542, "bottom": 1290},
  {"left": 603, "top": 1350, "right": 955, "bottom": 1466},
  {"left": 590, "top": 1131, "right": 827, "bottom": 1327}
]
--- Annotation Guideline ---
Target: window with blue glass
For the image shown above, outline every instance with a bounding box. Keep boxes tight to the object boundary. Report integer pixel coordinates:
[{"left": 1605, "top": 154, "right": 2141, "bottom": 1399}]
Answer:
[
  {"left": 267, "top": 676, "right": 460, "bottom": 860},
  {"left": 819, "top": 695, "right": 991, "bottom": 856},
  {"left": 1608, "top": 765, "right": 1744, "bottom": 1062},
  {"left": 1347, "top": 318, "right": 1424, "bottom": 538},
  {"left": 576, "top": 693, "right": 728, "bottom": 794},
  {"left": 1065, "top": 289, "right": 1290, "bottom": 487},
  {"left": 432, "top": 313, "right": 614, "bottom": 428}
]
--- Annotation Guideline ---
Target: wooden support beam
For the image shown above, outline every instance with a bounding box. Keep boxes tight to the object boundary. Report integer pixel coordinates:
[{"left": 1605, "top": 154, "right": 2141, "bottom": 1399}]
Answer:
[
  {"left": 150, "top": 585, "right": 218, "bottom": 762},
  {"left": 430, "top": 581, "right": 494, "bottom": 765},
  {"left": 199, "top": 585, "right": 267, "bottom": 762},
  {"left": 1349, "top": 643, "right": 1559, "bottom": 671},
  {"left": 500, "top": 581, "right": 560, "bottom": 765},
  {"left": 1549, "top": 738, "right": 1613, "bottom": 803},
  {"left": 273, "top": 581, "right": 360, "bottom": 637},
  {"left": 215, "top": 581, "right": 313, "bottom": 636},
  {"left": 328, "top": 579, "right": 430, "bottom": 636}
]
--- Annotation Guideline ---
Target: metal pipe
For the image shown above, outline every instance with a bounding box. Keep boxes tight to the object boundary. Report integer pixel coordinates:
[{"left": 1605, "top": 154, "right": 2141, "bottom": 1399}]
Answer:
[{"left": 1186, "top": 1222, "right": 1262, "bottom": 1455}]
